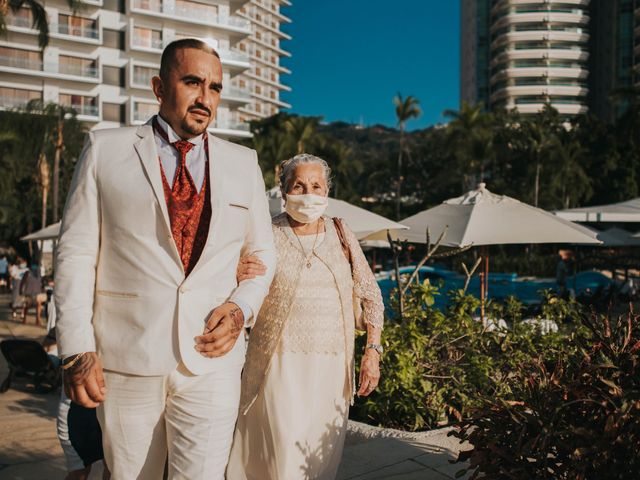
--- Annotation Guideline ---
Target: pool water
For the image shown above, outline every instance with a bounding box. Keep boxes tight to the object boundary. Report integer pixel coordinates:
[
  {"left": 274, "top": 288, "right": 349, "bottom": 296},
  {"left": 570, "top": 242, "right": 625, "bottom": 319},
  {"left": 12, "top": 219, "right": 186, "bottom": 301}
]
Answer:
[{"left": 376, "top": 266, "right": 612, "bottom": 310}]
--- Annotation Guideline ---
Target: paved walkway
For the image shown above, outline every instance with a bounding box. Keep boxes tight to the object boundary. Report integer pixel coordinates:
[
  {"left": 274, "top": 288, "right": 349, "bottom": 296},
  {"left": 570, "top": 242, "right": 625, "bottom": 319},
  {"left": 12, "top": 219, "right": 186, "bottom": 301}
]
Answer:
[{"left": 0, "top": 294, "right": 470, "bottom": 479}]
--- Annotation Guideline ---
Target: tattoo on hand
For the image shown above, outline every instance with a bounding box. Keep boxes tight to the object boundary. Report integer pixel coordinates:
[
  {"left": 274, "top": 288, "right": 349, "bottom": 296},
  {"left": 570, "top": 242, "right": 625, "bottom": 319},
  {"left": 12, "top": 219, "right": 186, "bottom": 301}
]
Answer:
[
  {"left": 64, "top": 354, "right": 95, "bottom": 388},
  {"left": 230, "top": 307, "right": 243, "bottom": 335}
]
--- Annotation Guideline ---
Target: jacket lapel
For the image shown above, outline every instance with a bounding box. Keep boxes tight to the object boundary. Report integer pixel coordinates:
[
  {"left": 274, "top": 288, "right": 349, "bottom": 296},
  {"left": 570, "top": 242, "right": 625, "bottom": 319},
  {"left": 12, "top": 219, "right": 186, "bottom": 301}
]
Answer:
[
  {"left": 186, "top": 133, "right": 225, "bottom": 279},
  {"left": 133, "top": 121, "right": 182, "bottom": 269}
]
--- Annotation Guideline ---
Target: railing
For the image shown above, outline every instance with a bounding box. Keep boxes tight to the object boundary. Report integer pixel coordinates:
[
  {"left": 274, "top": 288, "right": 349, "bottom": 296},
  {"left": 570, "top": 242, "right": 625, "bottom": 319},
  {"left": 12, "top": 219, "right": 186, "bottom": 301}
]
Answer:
[
  {"left": 53, "top": 22, "right": 100, "bottom": 40},
  {"left": 0, "top": 54, "right": 43, "bottom": 71},
  {"left": 0, "top": 94, "right": 41, "bottom": 109},
  {"left": 133, "top": 71, "right": 156, "bottom": 85},
  {"left": 6, "top": 14, "right": 32, "bottom": 29},
  {"left": 222, "top": 87, "right": 251, "bottom": 100},
  {"left": 64, "top": 103, "right": 99, "bottom": 117},
  {"left": 132, "top": 0, "right": 249, "bottom": 29},
  {"left": 57, "top": 61, "right": 99, "bottom": 78},
  {"left": 219, "top": 49, "right": 250, "bottom": 64},
  {"left": 132, "top": 33, "right": 164, "bottom": 50},
  {"left": 213, "top": 119, "right": 250, "bottom": 131}
]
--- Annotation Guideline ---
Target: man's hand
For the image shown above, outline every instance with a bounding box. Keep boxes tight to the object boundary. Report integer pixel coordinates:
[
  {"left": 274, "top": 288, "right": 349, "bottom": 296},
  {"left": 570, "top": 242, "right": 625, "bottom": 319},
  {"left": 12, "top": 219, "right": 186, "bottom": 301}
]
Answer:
[
  {"left": 194, "top": 302, "right": 245, "bottom": 358},
  {"left": 63, "top": 352, "right": 106, "bottom": 407}
]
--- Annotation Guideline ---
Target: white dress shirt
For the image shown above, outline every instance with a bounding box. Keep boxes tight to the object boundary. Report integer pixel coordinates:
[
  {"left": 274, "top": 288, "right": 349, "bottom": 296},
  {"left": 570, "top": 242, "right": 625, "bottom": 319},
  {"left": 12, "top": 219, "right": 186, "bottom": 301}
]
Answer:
[
  {"left": 154, "top": 114, "right": 207, "bottom": 193},
  {"left": 153, "top": 114, "right": 253, "bottom": 321}
]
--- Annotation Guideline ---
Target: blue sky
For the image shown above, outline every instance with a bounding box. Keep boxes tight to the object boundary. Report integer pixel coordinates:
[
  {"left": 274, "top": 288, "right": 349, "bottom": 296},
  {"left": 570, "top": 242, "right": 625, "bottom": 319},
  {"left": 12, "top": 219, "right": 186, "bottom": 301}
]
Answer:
[{"left": 279, "top": 0, "right": 461, "bottom": 130}]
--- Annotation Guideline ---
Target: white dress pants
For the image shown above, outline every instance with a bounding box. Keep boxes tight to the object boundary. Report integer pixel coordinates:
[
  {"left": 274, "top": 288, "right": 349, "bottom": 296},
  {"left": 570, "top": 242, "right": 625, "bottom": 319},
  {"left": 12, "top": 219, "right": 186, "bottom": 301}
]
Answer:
[{"left": 97, "top": 362, "right": 242, "bottom": 480}]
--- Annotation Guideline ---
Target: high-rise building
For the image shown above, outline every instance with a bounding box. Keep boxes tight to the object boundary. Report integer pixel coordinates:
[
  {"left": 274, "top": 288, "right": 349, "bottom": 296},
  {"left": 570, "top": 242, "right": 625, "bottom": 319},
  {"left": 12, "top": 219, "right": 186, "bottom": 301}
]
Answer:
[
  {"left": 233, "top": 0, "right": 292, "bottom": 122},
  {"left": 0, "top": 0, "right": 292, "bottom": 138},
  {"left": 461, "top": 0, "right": 638, "bottom": 120}
]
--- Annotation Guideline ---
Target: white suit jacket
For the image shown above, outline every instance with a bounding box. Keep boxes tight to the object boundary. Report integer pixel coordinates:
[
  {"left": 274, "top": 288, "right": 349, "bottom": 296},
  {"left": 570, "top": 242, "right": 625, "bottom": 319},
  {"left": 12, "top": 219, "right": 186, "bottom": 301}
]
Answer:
[{"left": 55, "top": 122, "right": 276, "bottom": 376}]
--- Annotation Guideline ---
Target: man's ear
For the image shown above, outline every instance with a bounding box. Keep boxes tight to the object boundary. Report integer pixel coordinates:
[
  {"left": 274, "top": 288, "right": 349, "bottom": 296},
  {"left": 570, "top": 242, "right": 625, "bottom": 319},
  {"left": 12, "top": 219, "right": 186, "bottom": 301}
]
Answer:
[{"left": 151, "top": 76, "right": 164, "bottom": 103}]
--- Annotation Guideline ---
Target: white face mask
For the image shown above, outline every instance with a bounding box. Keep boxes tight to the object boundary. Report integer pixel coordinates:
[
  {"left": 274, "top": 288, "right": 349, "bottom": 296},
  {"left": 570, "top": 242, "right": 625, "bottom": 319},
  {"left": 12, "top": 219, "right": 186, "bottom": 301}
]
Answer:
[{"left": 285, "top": 193, "right": 328, "bottom": 224}]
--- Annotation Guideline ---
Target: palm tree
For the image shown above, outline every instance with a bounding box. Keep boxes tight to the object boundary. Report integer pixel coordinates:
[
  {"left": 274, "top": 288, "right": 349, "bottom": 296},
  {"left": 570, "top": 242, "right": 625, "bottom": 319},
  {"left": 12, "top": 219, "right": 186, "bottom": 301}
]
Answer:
[
  {"left": 444, "top": 102, "right": 491, "bottom": 190},
  {"left": 0, "top": 0, "right": 84, "bottom": 50},
  {"left": 26, "top": 100, "right": 78, "bottom": 222},
  {"left": 522, "top": 105, "right": 561, "bottom": 207},
  {"left": 393, "top": 93, "right": 421, "bottom": 219},
  {"left": 550, "top": 139, "right": 591, "bottom": 209},
  {"left": 284, "top": 116, "right": 321, "bottom": 154}
]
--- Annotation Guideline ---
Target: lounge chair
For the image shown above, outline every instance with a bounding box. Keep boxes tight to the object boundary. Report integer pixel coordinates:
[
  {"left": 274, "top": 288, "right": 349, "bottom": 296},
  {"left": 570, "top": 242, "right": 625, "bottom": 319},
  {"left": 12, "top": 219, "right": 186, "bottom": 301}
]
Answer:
[{"left": 0, "top": 339, "right": 60, "bottom": 393}]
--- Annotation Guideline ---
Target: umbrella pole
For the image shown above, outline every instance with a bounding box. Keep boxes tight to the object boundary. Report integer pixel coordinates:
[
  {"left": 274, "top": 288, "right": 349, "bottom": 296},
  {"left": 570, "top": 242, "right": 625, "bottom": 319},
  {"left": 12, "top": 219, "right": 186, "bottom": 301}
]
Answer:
[{"left": 480, "top": 246, "right": 489, "bottom": 327}]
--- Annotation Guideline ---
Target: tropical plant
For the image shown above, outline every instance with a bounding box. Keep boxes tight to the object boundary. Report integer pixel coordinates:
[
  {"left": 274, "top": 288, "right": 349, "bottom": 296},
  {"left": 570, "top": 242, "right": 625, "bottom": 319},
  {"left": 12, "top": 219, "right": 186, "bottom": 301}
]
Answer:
[
  {"left": 0, "top": 0, "right": 84, "bottom": 50},
  {"left": 393, "top": 93, "right": 421, "bottom": 219},
  {"left": 452, "top": 308, "right": 640, "bottom": 480}
]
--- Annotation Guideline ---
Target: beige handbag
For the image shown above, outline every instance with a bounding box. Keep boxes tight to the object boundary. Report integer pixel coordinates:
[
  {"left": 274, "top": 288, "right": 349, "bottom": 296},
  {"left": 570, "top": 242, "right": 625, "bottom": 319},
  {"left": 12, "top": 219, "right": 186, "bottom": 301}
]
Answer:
[{"left": 333, "top": 218, "right": 366, "bottom": 331}]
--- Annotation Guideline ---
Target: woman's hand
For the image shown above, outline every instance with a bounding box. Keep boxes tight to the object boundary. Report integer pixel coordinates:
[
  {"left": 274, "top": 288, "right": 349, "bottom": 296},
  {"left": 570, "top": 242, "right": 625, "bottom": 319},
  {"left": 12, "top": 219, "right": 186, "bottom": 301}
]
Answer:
[
  {"left": 358, "top": 349, "right": 380, "bottom": 397},
  {"left": 236, "top": 255, "right": 266, "bottom": 283}
]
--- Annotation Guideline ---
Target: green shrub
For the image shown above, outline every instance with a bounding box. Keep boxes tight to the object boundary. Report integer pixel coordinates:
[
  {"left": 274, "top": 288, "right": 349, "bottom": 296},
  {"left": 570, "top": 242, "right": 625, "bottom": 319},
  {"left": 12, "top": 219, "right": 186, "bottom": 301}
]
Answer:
[
  {"left": 451, "top": 309, "right": 640, "bottom": 480},
  {"left": 351, "top": 282, "right": 587, "bottom": 431}
]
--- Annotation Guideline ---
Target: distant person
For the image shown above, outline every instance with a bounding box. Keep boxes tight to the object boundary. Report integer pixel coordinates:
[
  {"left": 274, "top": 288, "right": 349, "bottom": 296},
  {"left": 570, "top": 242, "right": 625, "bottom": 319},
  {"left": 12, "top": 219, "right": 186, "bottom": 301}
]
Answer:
[
  {"left": 43, "top": 321, "right": 109, "bottom": 480},
  {"left": 0, "top": 254, "right": 8, "bottom": 291},
  {"left": 19, "top": 264, "right": 44, "bottom": 324},
  {"left": 556, "top": 249, "right": 575, "bottom": 299},
  {"left": 9, "top": 257, "right": 28, "bottom": 318}
]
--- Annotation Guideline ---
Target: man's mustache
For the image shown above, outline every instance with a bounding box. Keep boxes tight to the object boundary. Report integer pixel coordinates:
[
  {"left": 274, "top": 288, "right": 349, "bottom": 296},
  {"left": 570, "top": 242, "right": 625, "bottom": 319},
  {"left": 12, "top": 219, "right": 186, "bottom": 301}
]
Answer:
[{"left": 188, "top": 104, "right": 211, "bottom": 117}]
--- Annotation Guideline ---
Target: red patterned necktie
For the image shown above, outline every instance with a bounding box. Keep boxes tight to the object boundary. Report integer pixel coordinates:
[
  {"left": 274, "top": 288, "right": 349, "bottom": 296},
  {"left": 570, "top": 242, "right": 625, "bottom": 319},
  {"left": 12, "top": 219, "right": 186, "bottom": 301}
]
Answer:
[{"left": 153, "top": 118, "right": 203, "bottom": 271}]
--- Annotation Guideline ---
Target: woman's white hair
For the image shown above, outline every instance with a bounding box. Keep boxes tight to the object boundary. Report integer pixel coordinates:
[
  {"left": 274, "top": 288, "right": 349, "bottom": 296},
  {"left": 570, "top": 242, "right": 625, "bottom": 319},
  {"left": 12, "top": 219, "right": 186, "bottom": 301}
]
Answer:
[{"left": 278, "top": 153, "right": 332, "bottom": 197}]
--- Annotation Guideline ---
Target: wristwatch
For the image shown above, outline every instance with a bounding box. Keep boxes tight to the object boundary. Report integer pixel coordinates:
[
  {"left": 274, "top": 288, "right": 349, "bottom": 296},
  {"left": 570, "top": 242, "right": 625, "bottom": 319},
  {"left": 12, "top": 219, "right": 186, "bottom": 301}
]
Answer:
[{"left": 365, "top": 343, "right": 384, "bottom": 355}]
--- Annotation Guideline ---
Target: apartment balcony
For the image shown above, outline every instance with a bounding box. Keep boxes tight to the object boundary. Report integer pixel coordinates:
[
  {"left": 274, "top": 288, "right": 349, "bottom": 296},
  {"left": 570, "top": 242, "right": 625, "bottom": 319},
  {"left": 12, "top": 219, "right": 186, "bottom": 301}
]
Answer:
[
  {"left": 238, "top": 12, "right": 291, "bottom": 40},
  {"left": 244, "top": 70, "right": 291, "bottom": 91},
  {"left": 491, "top": 30, "right": 589, "bottom": 50},
  {"left": 209, "top": 118, "right": 252, "bottom": 138},
  {"left": 0, "top": 94, "right": 42, "bottom": 110},
  {"left": 66, "top": 103, "right": 100, "bottom": 119},
  {"left": 0, "top": 54, "right": 99, "bottom": 82},
  {"left": 130, "top": 0, "right": 251, "bottom": 38},
  {"left": 491, "top": 85, "right": 588, "bottom": 103},
  {"left": 491, "top": 12, "right": 589, "bottom": 32},
  {"left": 52, "top": 22, "right": 100, "bottom": 42},
  {"left": 131, "top": 32, "right": 166, "bottom": 52},
  {"left": 491, "top": 66, "right": 588, "bottom": 84},
  {"left": 5, "top": 14, "right": 100, "bottom": 43},
  {"left": 221, "top": 86, "right": 251, "bottom": 104},
  {"left": 511, "top": 101, "right": 588, "bottom": 116},
  {"left": 491, "top": 48, "right": 589, "bottom": 67},
  {"left": 491, "top": 0, "right": 590, "bottom": 16},
  {"left": 219, "top": 49, "right": 251, "bottom": 74}
]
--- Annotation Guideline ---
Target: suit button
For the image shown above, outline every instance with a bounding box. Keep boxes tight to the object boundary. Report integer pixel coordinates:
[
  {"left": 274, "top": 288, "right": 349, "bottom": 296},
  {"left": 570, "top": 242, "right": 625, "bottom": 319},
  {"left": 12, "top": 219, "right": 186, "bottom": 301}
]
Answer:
[{"left": 179, "top": 287, "right": 186, "bottom": 293}]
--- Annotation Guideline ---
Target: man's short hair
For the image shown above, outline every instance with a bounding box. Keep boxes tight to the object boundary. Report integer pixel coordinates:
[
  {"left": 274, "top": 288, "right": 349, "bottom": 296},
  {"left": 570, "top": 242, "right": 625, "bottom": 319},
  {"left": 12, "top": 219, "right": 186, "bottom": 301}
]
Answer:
[{"left": 159, "top": 38, "right": 220, "bottom": 80}]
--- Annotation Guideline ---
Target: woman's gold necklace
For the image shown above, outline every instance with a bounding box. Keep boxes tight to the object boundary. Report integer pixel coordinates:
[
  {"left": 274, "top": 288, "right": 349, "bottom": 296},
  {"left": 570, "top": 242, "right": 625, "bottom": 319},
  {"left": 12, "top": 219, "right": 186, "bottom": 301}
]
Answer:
[{"left": 293, "top": 219, "right": 321, "bottom": 268}]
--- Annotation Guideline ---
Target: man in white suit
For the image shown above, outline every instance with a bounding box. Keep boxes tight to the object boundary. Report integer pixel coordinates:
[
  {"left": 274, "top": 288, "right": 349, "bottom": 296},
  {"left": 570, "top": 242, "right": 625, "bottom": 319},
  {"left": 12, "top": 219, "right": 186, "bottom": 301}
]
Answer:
[{"left": 55, "top": 38, "right": 276, "bottom": 479}]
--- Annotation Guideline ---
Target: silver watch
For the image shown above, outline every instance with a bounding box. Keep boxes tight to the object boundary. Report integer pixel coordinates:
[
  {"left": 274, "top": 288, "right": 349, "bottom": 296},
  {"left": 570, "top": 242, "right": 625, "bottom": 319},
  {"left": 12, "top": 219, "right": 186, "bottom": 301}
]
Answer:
[{"left": 365, "top": 343, "right": 384, "bottom": 355}]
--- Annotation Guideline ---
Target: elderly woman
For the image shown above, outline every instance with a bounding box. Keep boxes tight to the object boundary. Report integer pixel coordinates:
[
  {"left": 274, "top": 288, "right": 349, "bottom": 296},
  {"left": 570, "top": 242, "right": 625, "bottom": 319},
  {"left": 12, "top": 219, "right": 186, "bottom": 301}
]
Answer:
[{"left": 226, "top": 154, "right": 384, "bottom": 480}]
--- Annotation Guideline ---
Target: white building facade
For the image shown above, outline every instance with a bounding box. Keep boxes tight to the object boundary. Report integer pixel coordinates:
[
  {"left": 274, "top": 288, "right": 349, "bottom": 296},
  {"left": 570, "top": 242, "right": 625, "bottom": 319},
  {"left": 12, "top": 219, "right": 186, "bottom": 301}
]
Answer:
[
  {"left": 489, "top": 0, "right": 591, "bottom": 117},
  {"left": 0, "top": 0, "right": 292, "bottom": 138}
]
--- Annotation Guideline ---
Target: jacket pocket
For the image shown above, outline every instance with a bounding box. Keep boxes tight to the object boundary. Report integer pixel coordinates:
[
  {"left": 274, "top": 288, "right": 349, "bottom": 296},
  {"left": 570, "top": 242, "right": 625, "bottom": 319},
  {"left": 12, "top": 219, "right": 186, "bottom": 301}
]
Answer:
[{"left": 96, "top": 290, "right": 139, "bottom": 299}]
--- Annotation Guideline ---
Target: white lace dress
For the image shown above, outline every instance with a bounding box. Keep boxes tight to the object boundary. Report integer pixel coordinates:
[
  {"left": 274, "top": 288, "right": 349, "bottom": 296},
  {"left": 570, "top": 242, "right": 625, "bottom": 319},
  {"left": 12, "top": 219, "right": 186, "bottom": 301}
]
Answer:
[{"left": 227, "top": 233, "right": 350, "bottom": 480}]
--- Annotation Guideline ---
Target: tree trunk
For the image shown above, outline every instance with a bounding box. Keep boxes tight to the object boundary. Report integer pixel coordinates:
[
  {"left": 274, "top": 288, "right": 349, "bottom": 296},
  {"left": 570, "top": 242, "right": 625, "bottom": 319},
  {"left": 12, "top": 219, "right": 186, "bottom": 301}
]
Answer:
[
  {"left": 396, "top": 129, "right": 404, "bottom": 220},
  {"left": 52, "top": 119, "right": 63, "bottom": 222},
  {"left": 534, "top": 160, "right": 541, "bottom": 207}
]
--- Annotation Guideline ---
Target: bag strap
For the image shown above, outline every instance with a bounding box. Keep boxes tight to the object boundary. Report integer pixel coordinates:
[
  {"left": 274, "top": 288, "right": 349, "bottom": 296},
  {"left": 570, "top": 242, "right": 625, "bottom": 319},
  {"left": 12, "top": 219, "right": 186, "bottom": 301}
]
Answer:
[{"left": 333, "top": 217, "right": 353, "bottom": 268}]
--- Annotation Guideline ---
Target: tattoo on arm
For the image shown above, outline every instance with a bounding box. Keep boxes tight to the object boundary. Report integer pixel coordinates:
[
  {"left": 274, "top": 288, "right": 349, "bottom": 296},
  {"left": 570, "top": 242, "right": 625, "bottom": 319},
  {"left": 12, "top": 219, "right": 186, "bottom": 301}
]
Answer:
[
  {"left": 229, "top": 307, "right": 244, "bottom": 335},
  {"left": 64, "top": 354, "right": 96, "bottom": 388}
]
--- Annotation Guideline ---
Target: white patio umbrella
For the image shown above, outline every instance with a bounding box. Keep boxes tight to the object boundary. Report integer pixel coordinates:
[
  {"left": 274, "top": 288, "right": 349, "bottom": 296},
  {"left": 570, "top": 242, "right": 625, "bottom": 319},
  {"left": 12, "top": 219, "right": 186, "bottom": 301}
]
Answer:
[
  {"left": 586, "top": 227, "right": 640, "bottom": 247},
  {"left": 21, "top": 222, "right": 61, "bottom": 242},
  {"left": 266, "top": 187, "right": 407, "bottom": 241},
  {"left": 385, "top": 183, "right": 601, "bottom": 322},
  {"left": 555, "top": 197, "right": 640, "bottom": 223}
]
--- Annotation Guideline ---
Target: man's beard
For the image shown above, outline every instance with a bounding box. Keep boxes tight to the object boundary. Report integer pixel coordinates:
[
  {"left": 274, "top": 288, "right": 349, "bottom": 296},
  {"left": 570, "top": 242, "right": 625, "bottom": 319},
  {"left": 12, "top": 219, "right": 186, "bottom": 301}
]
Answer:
[{"left": 181, "top": 113, "right": 211, "bottom": 136}]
